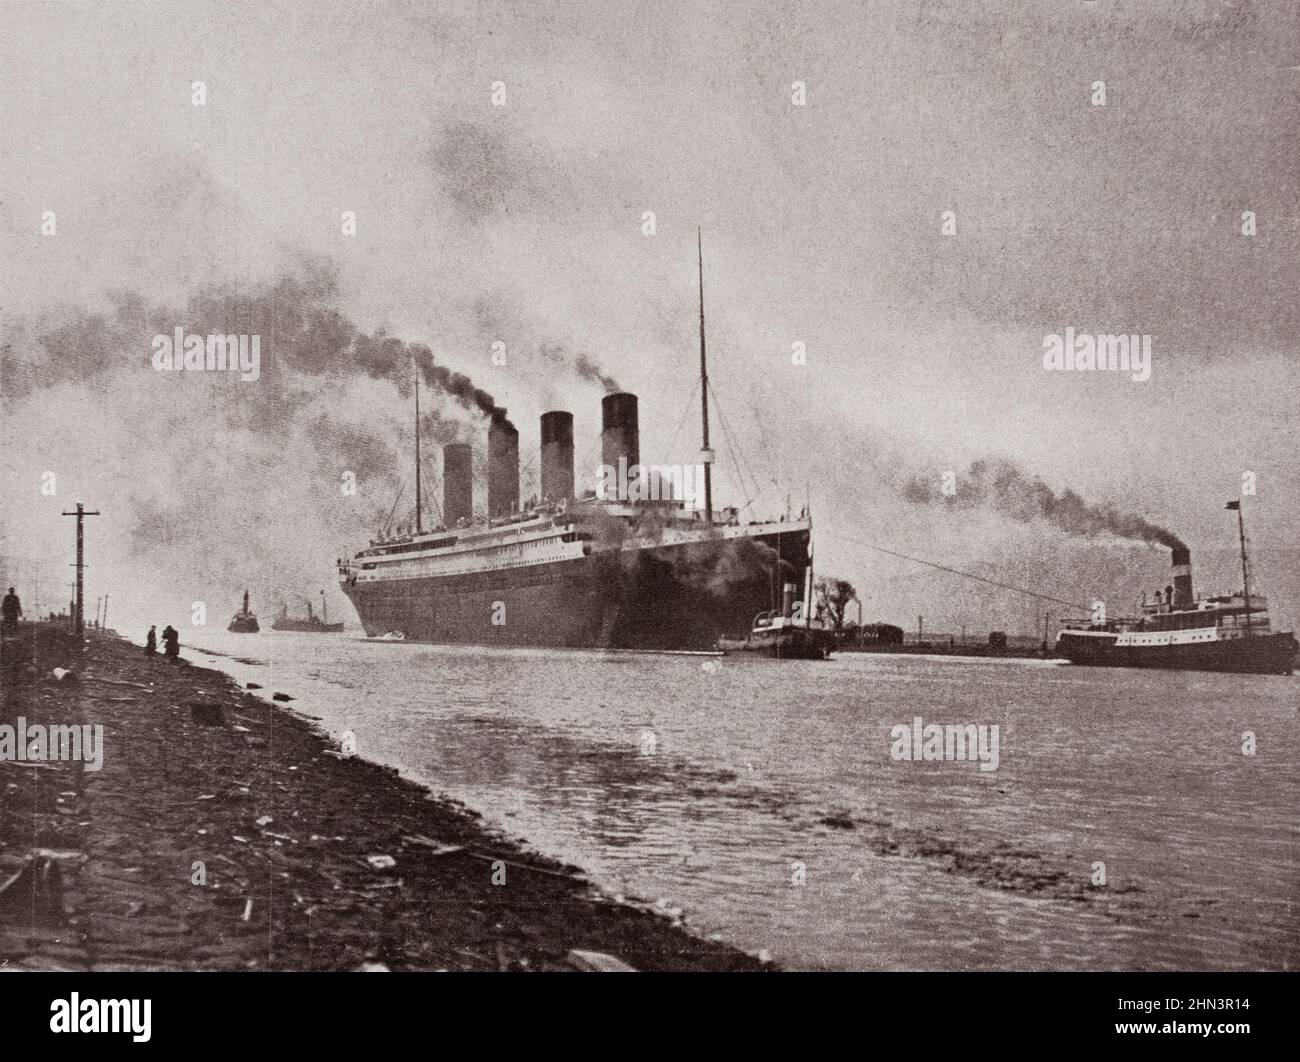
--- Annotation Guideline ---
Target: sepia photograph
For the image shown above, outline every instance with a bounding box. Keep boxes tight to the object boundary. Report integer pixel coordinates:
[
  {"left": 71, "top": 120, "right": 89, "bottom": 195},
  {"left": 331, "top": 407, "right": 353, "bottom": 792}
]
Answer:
[{"left": 0, "top": 0, "right": 1294, "bottom": 1042}]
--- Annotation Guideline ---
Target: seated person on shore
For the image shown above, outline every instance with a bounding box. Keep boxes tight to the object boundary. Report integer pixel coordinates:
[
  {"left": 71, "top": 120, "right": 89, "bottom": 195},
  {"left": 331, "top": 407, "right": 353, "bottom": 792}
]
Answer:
[{"left": 162, "top": 624, "right": 180, "bottom": 657}]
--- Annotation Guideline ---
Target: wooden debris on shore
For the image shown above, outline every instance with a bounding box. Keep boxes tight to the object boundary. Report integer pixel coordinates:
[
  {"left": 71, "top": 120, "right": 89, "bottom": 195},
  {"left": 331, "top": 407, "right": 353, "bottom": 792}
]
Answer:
[
  {"left": 565, "top": 949, "right": 638, "bottom": 972},
  {"left": 400, "top": 834, "right": 464, "bottom": 858},
  {"left": 0, "top": 852, "right": 74, "bottom": 925},
  {"left": 83, "top": 677, "right": 153, "bottom": 691}
]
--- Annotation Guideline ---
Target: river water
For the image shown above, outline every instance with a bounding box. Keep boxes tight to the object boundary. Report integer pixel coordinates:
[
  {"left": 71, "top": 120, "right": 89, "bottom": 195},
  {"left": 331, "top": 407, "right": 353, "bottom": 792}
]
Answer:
[{"left": 180, "top": 631, "right": 1298, "bottom": 971}]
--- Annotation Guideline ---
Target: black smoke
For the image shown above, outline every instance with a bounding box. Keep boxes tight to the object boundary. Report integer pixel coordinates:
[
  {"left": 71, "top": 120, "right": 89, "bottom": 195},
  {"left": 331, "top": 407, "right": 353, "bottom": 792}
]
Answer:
[
  {"left": 573, "top": 352, "right": 621, "bottom": 394},
  {"left": 903, "top": 458, "right": 1186, "bottom": 550}
]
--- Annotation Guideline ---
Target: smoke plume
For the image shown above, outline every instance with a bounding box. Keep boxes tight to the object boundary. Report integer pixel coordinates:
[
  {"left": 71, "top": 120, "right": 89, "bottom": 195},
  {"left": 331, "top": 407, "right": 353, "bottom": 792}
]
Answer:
[
  {"left": 902, "top": 458, "right": 1186, "bottom": 550},
  {"left": 573, "top": 352, "right": 622, "bottom": 394},
  {"left": 414, "top": 347, "right": 513, "bottom": 431},
  {"left": 0, "top": 262, "right": 514, "bottom": 631}
]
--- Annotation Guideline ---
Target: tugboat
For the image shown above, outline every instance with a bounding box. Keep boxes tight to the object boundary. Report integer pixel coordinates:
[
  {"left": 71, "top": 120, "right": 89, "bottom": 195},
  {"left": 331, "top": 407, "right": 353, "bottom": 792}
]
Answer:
[
  {"left": 719, "top": 556, "right": 836, "bottom": 661},
  {"left": 1056, "top": 502, "right": 1298, "bottom": 675},
  {"left": 271, "top": 593, "right": 344, "bottom": 633},
  {"left": 227, "top": 590, "right": 260, "bottom": 633}
]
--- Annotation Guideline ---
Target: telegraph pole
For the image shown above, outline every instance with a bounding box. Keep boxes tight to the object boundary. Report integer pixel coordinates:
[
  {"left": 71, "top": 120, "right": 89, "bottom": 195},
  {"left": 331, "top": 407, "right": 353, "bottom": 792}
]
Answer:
[{"left": 61, "top": 502, "right": 100, "bottom": 635}]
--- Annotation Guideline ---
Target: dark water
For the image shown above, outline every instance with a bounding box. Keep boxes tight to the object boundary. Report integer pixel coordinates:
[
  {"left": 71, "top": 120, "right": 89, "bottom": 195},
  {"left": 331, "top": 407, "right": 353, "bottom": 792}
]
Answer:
[{"left": 183, "top": 632, "right": 1299, "bottom": 970}]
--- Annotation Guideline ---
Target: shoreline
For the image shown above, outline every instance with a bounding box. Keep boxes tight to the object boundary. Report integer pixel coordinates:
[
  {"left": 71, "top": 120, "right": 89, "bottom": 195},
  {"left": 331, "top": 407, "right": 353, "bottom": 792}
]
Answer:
[{"left": 0, "top": 623, "right": 766, "bottom": 971}]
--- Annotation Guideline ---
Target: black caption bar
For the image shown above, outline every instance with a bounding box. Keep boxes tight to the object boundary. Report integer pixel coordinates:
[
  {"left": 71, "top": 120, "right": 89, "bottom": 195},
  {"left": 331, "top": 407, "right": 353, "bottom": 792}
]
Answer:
[{"left": 0, "top": 971, "right": 1293, "bottom": 1050}]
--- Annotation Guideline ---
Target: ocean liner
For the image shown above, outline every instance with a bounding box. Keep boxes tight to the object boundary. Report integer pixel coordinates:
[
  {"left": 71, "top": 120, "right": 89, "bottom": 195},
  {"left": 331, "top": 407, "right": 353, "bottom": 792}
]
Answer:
[
  {"left": 337, "top": 238, "right": 811, "bottom": 651},
  {"left": 1056, "top": 503, "right": 1297, "bottom": 674}
]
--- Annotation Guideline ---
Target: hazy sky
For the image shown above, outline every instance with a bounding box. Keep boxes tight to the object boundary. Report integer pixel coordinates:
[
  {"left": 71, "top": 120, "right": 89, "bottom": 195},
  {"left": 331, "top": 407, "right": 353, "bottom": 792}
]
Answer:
[{"left": 1, "top": 0, "right": 1296, "bottom": 632}]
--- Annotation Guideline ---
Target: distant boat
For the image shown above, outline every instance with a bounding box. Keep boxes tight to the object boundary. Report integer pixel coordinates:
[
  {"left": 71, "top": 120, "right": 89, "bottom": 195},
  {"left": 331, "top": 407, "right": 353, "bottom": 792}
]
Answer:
[
  {"left": 272, "top": 594, "right": 343, "bottom": 633},
  {"left": 227, "top": 590, "right": 260, "bottom": 633},
  {"left": 371, "top": 630, "right": 406, "bottom": 642}
]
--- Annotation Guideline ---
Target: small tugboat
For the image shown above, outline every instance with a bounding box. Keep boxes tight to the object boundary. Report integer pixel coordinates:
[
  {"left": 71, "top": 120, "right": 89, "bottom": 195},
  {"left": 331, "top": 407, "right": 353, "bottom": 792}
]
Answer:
[
  {"left": 719, "top": 561, "right": 836, "bottom": 661},
  {"left": 227, "top": 590, "right": 260, "bottom": 633},
  {"left": 272, "top": 593, "right": 344, "bottom": 633},
  {"left": 1057, "top": 502, "right": 1298, "bottom": 675}
]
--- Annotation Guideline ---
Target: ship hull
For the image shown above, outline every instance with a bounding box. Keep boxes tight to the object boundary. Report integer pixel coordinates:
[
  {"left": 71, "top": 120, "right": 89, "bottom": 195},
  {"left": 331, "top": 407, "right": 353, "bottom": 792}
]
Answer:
[
  {"left": 271, "top": 621, "right": 344, "bottom": 633},
  {"left": 1057, "top": 630, "right": 1297, "bottom": 675},
  {"left": 719, "top": 627, "right": 835, "bottom": 660},
  {"left": 342, "top": 527, "right": 809, "bottom": 651}
]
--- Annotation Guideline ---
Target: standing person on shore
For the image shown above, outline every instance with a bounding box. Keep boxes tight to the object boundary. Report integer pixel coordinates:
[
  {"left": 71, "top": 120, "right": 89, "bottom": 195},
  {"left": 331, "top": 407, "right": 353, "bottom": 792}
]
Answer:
[
  {"left": 145, "top": 626, "right": 158, "bottom": 654},
  {"left": 1, "top": 588, "right": 22, "bottom": 635},
  {"left": 162, "top": 624, "right": 179, "bottom": 658}
]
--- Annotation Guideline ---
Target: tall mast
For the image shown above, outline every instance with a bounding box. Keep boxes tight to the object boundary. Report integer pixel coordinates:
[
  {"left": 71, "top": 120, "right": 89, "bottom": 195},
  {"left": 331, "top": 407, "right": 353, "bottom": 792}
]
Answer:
[
  {"left": 1237, "top": 501, "right": 1251, "bottom": 635},
  {"left": 697, "top": 228, "right": 713, "bottom": 521},
  {"left": 414, "top": 362, "right": 424, "bottom": 535}
]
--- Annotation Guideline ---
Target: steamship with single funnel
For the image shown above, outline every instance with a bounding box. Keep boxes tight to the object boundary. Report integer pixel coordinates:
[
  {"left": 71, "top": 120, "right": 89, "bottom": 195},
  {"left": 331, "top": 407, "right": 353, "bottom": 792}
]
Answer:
[
  {"left": 1056, "top": 504, "right": 1298, "bottom": 674},
  {"left": 227, "top": 590, "right": 259, "bottom": 633},
  {"left": 337, "top": 240, "right": 811, "bottom": 651},
  {"left": 717, "top": 576, "right": 837, "bottom": 660}
]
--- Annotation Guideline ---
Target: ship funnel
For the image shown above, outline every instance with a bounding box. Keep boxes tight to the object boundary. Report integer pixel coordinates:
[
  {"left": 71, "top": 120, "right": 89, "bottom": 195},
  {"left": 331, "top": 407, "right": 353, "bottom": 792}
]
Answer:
[
  {"left": 487, "top": 418, "right": 520, "bottom": 519},
  {"left": 540, "top": 411, "right": 575, "bottom": 504},
  {"left": 600, "top": 392, "right": 640, "bottom": 484},
  {"left": 1171, "top": 546, "right": 1193, "bottom": 608},
  {"left": 442, "top": 443, "right": 473, "bottom": 526},
  {"left": 782, "top": 581, "right": 797, "bottom": 617}
]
